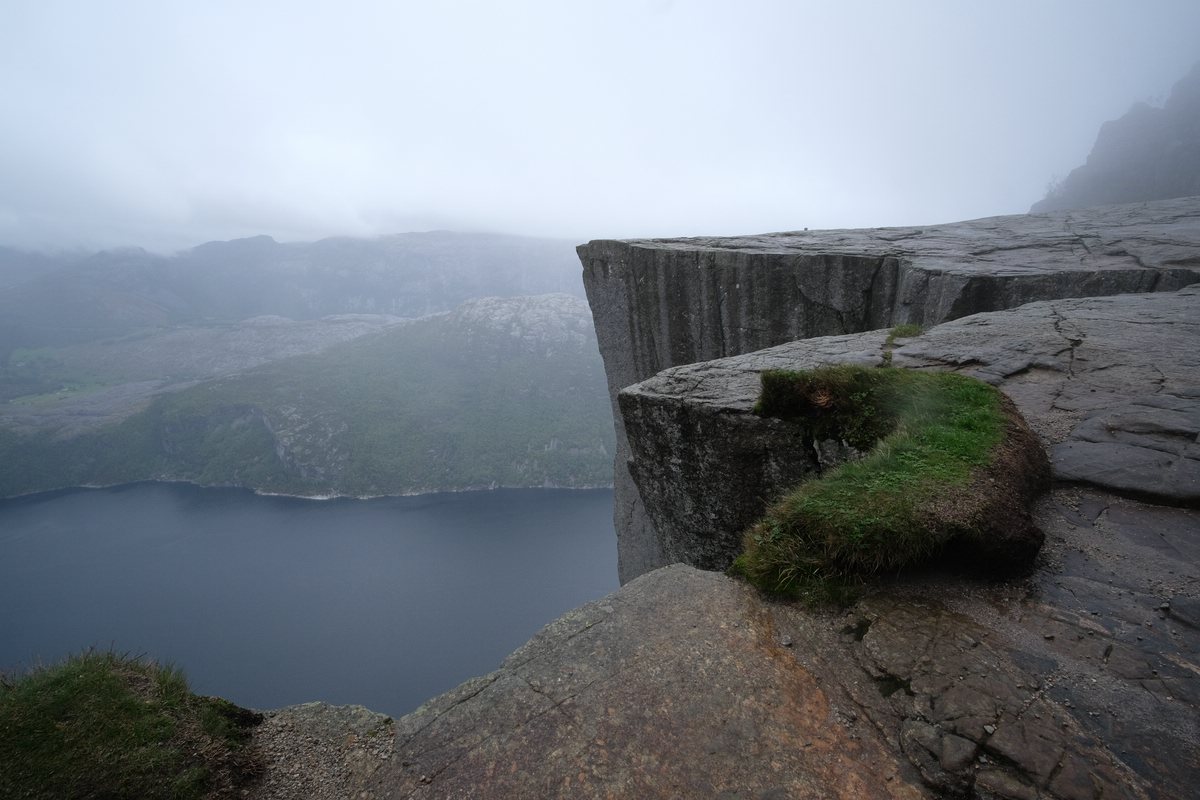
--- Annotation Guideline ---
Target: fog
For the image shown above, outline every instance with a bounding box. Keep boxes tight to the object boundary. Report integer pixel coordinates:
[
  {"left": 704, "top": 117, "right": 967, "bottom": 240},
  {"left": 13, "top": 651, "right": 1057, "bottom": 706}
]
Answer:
[{"left": 2, "top": 0, "right": 1198, "bottom": 252}]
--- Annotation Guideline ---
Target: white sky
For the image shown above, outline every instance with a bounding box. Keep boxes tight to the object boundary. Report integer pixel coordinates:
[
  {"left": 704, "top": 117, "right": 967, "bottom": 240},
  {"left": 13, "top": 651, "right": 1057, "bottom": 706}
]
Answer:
[{"left": 2, "top": 0, "right": 1198, "bottom": 252}]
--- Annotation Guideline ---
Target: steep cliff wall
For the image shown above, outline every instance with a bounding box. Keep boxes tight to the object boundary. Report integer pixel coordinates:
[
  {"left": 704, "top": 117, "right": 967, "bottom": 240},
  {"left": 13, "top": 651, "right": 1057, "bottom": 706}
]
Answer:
[{"left": 581, "top": 196, "right": 1200, "bottom": 582}]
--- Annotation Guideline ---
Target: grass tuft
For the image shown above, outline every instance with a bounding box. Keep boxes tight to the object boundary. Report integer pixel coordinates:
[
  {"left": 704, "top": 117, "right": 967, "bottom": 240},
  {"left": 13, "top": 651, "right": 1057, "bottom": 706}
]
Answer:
[
  {"left": 881, "top": 323, "right": 923, "bottom": 364},
  {"left": 885, "top": 323, "right": 923, "bottom": 344},
  {"left": 734, "top": 365, "right": 1009, "bottom": 604},
  {"left": 0, "top": 650, "right": 262, "bottom": 800}
]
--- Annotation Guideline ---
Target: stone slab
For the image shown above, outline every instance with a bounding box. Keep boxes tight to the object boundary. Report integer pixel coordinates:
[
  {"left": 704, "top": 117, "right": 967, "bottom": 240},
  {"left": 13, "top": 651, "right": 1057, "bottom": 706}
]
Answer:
[{"left": 581, "top": 196, "right": 1200, "bottom": 583}]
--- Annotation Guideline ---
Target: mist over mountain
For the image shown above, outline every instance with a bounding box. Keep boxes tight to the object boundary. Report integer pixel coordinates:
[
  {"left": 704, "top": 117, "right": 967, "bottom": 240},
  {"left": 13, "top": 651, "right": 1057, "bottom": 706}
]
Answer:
[
  {"left": 0, "top": 293, "right": 611, "bottom": 498},
  {"left": 0, "top": 231, "right": 583, "bottom": 353},
  {"left": 1033, "top": 60, "right": 1200, "bottom": 212},
  {"left": 0, "top": 230, "right": 610, "bottom": 498}
]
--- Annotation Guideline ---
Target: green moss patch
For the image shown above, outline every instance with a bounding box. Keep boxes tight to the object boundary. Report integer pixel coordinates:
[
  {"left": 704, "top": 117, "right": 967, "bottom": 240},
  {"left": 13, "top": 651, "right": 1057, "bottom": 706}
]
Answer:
[
  {"left": 882, "top": 323, "right": 922, "bottom": 364},
  {"left": 733, "top": 365, "right": 1048, "bottom": 604},
  {"left": 0, "top": 651, "right": 263, "bottom": 800}
]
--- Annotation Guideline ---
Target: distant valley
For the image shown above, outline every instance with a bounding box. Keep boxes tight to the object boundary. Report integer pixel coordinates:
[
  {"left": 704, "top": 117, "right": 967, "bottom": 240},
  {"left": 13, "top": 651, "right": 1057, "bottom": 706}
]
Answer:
[{"left": 0, "top": 233, "right": 613, "bottom": 498}]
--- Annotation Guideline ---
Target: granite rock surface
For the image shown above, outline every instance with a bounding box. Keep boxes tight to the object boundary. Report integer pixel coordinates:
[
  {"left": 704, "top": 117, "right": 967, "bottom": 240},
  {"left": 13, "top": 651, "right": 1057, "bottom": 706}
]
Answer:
[
  {"left": 622, "top": 286, "right": 1200, "bottom": 573},
  {"left": 581, "top": 197, "right": 1200, "bottom": 582}
]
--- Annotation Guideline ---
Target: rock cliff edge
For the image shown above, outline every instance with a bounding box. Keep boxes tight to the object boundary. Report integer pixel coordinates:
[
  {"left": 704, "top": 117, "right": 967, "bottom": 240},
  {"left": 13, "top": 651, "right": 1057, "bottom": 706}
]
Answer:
[{"left": 255, "top": 200, "right": 1199, "bottom": 800}]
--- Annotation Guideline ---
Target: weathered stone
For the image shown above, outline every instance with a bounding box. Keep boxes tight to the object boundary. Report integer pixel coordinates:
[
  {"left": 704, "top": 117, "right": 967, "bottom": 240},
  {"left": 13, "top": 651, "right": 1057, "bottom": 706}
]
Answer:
[
  {"left": 1051, "top": 394, "right": 1200, "bottom": 505},
  {"left": 363, "top": 565, "right": 926, "bottom": 800},
  {"left": 938, "top": 733, "right": 977, "bottom": 772},
  {"left": 621, "top": 286, "right": 1200, "bottom": 575},
  {"left": 581, "top": 197, "right": 1200, "bottom": 582},
  {"left": 601, "top": 287, "right": 1197, "bottom": 798},
  {"left": 341, "top": 478, "right": 1192, "bottom": 799},
  {"left": 765, "top": 487, "right": 1192, "bottom": 799}
]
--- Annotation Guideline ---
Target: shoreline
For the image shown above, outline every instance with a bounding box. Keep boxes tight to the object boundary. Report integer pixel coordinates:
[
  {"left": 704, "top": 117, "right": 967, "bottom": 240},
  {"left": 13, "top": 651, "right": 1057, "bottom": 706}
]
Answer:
[{"left": 0, "top": 477, "right": 615, "bottom": 504}]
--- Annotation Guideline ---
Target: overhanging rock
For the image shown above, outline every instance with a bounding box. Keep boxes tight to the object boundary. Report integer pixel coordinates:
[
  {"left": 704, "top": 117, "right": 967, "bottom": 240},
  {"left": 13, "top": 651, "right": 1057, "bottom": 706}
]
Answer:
[
  {"left": 621, "top": 286, "right": 1200, "bottom": 573},
  {"left": 581, "top": 197, "right": 1200, "bottom": 582}
]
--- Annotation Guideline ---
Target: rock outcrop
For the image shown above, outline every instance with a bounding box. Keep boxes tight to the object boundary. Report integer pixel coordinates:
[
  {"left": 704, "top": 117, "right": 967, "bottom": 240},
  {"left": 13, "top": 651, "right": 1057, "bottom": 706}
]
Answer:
[
  {"left": 1032, "top": 61, "right": 1200, "bottom": 213},
  {"left": 581, "top": 197, "right": 1200, "bottom": 582},
  {"left": 268, "top": 284, "right": 1198, "bottom": 800},
  {"left": 621, "top": 286, "right": 1199, "bottom": 574},
  {"left": 363, "top": 564, "right": 930, "bottom": 800}
]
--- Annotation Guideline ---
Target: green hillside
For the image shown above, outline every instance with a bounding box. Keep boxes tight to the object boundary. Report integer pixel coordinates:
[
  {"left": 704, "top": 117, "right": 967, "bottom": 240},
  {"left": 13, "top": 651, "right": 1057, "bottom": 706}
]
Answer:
[{"left": 0, "top": 295, "right": 613, "bottom": 498}]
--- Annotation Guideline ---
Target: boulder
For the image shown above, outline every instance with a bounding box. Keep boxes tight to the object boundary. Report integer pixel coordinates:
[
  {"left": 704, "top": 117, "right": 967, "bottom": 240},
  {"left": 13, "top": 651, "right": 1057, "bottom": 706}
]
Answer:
[{"left": 364, "top": 565, "right": 927, "bottom": 800}]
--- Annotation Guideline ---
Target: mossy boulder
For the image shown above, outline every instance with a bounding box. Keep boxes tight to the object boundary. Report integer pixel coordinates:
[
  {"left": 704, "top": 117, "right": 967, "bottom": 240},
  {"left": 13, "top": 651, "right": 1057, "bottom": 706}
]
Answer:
[{"left": 733, "top": 365, "right": 1050, "bottom": 602}]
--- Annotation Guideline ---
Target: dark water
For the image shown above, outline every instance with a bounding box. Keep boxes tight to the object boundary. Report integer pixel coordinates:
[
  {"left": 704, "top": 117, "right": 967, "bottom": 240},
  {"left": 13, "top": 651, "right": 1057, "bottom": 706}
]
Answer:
[{"left": 0, "top": 482, "right": 617, "bottom": 717}]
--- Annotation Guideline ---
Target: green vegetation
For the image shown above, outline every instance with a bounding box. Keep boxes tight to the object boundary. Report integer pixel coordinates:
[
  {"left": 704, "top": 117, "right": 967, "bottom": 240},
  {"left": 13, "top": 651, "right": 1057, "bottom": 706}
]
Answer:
[
  {"left": 733, "top": 365, "right": 1007, "bottom": 604},
  {"left": 885, "top": 323, "right": 922, "bottom": 345},
  {"left": 881, "top": 323, "right": 922, "bottom": 364},
  {"left": 0, "top": 306, "right": 615, "bottom": 498},
  {"left": 0, "top": 651, "right": 261, "bottom": 800}
]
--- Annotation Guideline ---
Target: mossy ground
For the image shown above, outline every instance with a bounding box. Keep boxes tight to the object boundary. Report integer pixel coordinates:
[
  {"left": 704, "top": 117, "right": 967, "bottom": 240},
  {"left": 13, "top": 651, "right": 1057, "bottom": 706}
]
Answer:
[
  {"left": 733, "top": 364, "right": 1043, "bottom": 605},
  {"left": 0, "top": 651, "right": 262, "bottom": 799}
]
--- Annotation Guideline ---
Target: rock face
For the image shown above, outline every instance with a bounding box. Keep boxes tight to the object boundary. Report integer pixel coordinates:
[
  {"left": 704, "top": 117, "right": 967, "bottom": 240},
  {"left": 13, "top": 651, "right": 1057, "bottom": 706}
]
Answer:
[
  {"left": 581, "top": 197, "right": 1200, "bottom": 582},
  {"left": 1032, "top": 61, "right": 1200, "bottom": 213},
  {"left": 333, "top": 287, "right": 1197, "bottom": 800},
  {"left": 363, "top": 564, "right": 928, "bottom": 800},
  {"left": 621, "top": 287, "right": 1199, "bottom": 574}
]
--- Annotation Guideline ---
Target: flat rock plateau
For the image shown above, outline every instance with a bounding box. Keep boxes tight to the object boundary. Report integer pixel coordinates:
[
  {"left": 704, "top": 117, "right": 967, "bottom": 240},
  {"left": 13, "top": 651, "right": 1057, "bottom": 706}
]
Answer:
[
  {"left": 252, "top": 200, "right": 1199, "bottom": 800},
  {"left": 581, "top": 196, "right": 1200, "bottom": 581}
]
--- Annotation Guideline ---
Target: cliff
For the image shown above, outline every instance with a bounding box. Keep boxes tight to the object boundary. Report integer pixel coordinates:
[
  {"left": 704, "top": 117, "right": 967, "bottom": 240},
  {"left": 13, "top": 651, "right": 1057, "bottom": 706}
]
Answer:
[
  {"left": 253, "top": 283, "right": 1198, "bottom": 800},
  {"left": 249, "top": 201, "right": 1200, "bottom": 799},
  {"left": 580, "top": 196, "right": 1200, "bottom": 581},
  {"left": 1032, "top": 62, "right": 1200, "bottom": 213}
]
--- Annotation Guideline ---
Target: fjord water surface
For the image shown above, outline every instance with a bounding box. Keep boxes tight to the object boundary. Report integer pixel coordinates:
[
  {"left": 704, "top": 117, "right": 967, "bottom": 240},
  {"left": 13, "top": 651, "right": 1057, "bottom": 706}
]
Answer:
[{"left": 0, "top": 483, "right": 617, "bottom": 716}]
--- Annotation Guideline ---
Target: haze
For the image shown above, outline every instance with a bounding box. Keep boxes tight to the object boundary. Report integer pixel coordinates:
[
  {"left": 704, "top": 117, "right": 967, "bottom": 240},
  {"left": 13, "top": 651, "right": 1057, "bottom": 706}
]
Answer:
[{"left": 3, "top": 0, "right": 1198, "bottom": 252}]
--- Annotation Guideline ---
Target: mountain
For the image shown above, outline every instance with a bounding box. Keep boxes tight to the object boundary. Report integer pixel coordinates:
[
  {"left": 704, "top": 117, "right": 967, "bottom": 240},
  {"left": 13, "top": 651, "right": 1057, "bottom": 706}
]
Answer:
[
  {"left": 0, "top": 231, "right": 584, "bottom": 354},
  {"left": 1032, "top": 61, "right": 1200, "bottom": 212},
  {"left": 0, "top": 295, "right": 613, "bottom": 498}
]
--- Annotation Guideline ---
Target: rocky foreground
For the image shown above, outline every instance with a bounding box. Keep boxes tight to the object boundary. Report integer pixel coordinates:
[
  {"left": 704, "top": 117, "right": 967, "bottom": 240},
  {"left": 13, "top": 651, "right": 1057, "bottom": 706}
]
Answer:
[{"left": 252, "top": 283, "right": 1198, "bottom": 799}]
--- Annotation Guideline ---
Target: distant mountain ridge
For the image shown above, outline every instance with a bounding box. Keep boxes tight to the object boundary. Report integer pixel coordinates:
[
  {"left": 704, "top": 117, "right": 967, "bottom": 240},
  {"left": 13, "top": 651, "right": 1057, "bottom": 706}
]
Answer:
[
  {"left": 0, "top": 231, "right": 583, "bottom": 354},
  {"left": 1032, "top": 60, "right": 1200, "bottom": 212}
]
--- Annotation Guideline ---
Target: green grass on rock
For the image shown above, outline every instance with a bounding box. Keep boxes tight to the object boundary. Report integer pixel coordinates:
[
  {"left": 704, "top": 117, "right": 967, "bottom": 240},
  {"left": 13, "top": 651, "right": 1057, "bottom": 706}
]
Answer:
[
  {"left": 0, "top": 651, "right": 262, "bottom": 800},
  {"left": 733, "top": 365, "right": 1013, "bottom": 603}
]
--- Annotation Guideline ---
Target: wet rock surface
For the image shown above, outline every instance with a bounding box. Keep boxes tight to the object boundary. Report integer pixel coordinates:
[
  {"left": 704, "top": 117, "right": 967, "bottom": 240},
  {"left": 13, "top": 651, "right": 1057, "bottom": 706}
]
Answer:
[
  {"left": 581, "top": 196, "right": 1200, "bottom": 582},
  {"left": 622, "top": 286, "right": 1200, "bottom": 576},
  {"left": 607, "top": 286, "right": 1198, "bottom": 798},
  {"left": 785, "top": 485, "right": 1199, "bottom": 800}
]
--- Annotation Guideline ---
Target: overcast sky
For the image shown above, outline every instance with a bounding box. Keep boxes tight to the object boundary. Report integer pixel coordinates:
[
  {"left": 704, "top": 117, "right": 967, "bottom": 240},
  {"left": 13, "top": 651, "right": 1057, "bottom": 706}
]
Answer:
[{"left": 2, "top": 1, "right": 1198, "bottom": 252}]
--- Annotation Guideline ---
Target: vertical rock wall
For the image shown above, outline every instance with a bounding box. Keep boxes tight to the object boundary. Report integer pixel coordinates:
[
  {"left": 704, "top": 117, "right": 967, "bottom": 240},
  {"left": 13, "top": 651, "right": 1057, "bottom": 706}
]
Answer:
[{"left": 580, "top": 198, "right": 1200, "bottom": 582}]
